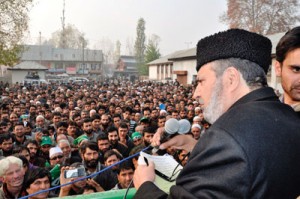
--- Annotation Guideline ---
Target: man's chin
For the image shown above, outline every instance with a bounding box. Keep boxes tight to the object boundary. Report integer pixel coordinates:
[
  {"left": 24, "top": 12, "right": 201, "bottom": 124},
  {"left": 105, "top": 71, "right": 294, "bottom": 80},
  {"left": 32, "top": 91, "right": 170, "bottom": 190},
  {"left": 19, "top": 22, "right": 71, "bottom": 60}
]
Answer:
[{"left": 35, "top": 191, "right": 49, "bottom": 198}]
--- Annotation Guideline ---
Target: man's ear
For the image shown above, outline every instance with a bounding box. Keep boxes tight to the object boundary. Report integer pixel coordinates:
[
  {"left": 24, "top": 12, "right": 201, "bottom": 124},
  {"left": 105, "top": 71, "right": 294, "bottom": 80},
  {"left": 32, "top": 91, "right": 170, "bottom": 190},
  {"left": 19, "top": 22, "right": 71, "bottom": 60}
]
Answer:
[
  {"left": 0, "top": 176, "right": 4, "bottom": 183},
  {"left": 224, "top": 67, "right": 240, "bottom": 91},
  {"left": 274, "top": 61, "right": 282, "bottom": 77}
]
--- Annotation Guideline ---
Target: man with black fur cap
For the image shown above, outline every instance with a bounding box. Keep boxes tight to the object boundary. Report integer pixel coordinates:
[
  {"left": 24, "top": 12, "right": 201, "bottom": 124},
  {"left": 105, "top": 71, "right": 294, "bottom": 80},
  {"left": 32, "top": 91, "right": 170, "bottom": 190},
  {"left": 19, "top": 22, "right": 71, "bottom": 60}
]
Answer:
[{"left": 133, "top": 29, "right": 300, "bottom": 199}]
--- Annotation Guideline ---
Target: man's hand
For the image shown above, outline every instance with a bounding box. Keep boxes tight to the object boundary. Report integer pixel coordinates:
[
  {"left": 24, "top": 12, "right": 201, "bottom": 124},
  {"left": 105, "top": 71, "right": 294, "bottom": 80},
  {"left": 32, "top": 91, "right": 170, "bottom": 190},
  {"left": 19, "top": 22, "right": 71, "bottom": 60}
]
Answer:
[
  {"left": 152, "top": 127, "right": 197, "bottom": 153},
  {"left": 160, "top": 134, "right": 197, "bottom": 152},
  {"left": 133, "top": 161, "right": 155, "bottom": 189},
  {"left": 151, "top": 127, "right": 165, "bottom": 147},
  {"left": 59, "top": 167, "right": 73, "bottom": 197},
  {"left": 87, "top": 179, "right": 104, "bottom": 192}
]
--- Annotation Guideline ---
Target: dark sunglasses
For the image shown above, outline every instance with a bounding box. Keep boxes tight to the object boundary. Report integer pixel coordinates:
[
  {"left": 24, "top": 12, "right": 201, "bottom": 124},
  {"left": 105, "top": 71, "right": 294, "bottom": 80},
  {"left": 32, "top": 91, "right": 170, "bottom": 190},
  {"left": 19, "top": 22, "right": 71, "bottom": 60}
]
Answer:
[{"left": 51, "top": 155, "right": 63, "bottom": 160}]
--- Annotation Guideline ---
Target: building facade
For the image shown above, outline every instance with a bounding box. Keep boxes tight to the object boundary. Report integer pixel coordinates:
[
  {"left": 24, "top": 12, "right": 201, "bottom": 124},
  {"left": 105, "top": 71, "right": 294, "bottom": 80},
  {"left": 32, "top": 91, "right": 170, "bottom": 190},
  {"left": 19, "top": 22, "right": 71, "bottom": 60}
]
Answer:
[
  {"left": 114, "top": 56, "right": 138, "bottom": 81},
  {"left": 20, "top": 45, "right": 104, "bottom": 79}
]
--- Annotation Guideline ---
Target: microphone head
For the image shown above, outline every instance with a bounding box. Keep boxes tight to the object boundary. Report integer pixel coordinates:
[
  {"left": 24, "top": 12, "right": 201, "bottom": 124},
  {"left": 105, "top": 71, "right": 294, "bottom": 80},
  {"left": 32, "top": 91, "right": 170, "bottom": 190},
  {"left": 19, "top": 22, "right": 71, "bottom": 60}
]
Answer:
[
  {"left": 165, "top": 118, "right": 180, "bottom": 135},
  {"left": 178, "top": 119, "right": 191, "bottom": 134}
]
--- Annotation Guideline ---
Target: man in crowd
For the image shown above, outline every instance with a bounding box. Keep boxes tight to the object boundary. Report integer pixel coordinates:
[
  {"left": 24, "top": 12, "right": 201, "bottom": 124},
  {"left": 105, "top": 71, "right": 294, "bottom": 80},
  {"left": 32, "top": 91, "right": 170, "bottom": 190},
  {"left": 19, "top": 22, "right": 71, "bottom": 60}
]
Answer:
[
  {"left": 275, "top": 26, "right": 300, "bottom": 116},
  {"left": 142, "top": 127, "right": 155, "bottom": 147},
  {"left": 91, "top": 114, "right": 103, "bottom": 134},
  {"left": 97, "top": 134, "right": 111, "bottom": 164},
  {"left": 157, "top": 116, "right": 166, "bottom": 128},
  {"left": 112, "top": 161, "right": 134, "bottom": 190},
  {"left": 24, "top": 139, "right": 46, "bottom": 167},
  {"left": 131, "top": 132, "right": 143, "bottom": 146},
  {"left": 82, "top": 118, "right": 99, "bottom": 142},
  {"left": 100, "top": 114, "right": 110, "bottom": 133},
  {"left": 39, "top": 136, "right": 52, "bottom": 164},
  {"left": 57, "top": 139, "right": 81, "bottom": 165},
  {"left": 133, "top": 29, "right": 300, "bottom": 198},
  {"left": 191, "top": 124, "right": 202, "bottom": 140},
  {"left": 67, "top": 121, "right": 78, "bottom": 139},
  {"left": 0, "top": 156, "right": 26, "bottom": 198},
  {"left": 12, "top": 122, "right": 28, "bottom": 146},
  {"left": 24, "top": 167, "right": 51, "bottom": 199},
  {"left": 104, "top": 150, "right": 122, "bottom": 171},
  {"left": 80, "top": 141, "right": 117, "bottom": 190},
  {"left": 107, "top": 126, "right": 128, "bottom": 157},
  {"left": 49, "top": 146, "right": 64, "bottom": 167},
  {"left": 118, "top": 122, "right": 134, "bottom": 152},
  {"left": 0, "top": 133, "right": 13, "bottom": 157}
]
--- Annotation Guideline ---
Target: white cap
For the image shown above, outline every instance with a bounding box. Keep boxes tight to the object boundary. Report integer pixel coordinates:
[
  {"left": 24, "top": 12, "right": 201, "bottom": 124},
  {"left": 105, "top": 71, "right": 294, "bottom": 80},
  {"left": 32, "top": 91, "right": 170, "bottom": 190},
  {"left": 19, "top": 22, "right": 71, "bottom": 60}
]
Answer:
[
  {"left": 178, "top": 119, "right": 191, "bottom": 134},
  {"left": 193, "top": 116, "right": 201, "bottom": 121},
  {"left": 160, "top": 110, "right": 167, "bottom": 115},
  {"left": 165, "top": 118, "right": 180, "bottom": 135},
  {"left": 195, "top": 107, "right": 201, "bottom": 112},
  {"left": 49, "top": 147, "right": 63, "bottom": 158},
  {"left": 192, "top": 124, "right": 202, "bottom": 130}
]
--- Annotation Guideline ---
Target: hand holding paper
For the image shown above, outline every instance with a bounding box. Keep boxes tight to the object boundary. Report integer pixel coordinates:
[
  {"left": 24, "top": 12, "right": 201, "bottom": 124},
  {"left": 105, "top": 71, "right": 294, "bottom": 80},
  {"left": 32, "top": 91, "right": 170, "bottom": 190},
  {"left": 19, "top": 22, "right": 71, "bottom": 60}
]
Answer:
[{"left": 134, "top": 155, "right": 155, "bottom": 189}]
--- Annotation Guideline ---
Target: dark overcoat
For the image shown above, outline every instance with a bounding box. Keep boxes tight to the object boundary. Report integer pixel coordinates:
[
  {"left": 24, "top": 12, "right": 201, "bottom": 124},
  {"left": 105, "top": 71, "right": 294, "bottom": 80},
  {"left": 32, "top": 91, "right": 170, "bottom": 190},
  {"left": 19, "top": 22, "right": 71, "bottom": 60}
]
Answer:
[{"left": 134, "top": 87, "right": 300, "bottom": 199}]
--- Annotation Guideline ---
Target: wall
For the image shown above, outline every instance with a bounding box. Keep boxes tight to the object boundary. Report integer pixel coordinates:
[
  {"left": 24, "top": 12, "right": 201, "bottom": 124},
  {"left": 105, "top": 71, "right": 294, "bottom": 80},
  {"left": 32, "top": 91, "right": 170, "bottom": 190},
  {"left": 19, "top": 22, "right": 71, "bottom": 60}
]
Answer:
[
  {"left": 11, "top": 70, "right": 46, "bottom": 84},
  {"left": 172, "top": 59, "right": 197, "bottom": 85},
  {"left": 148, "top": 65, "right": 157, "bottom": 80}
]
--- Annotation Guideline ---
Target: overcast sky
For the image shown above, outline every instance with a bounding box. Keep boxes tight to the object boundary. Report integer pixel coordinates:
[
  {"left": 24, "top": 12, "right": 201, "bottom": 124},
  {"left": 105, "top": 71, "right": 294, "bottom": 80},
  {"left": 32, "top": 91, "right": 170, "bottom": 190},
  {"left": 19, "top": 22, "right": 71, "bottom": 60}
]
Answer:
[{"left": 27, "top": 0, "right": 228, "bottom": 56}]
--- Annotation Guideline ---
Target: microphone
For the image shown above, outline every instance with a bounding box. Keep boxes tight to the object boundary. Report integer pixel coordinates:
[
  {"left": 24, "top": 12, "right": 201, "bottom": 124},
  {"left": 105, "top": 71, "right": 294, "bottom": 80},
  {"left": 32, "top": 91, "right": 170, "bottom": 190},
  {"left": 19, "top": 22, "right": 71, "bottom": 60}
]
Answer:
[{"left": 152, "top": 118, "right": 191, "bottom": 154}]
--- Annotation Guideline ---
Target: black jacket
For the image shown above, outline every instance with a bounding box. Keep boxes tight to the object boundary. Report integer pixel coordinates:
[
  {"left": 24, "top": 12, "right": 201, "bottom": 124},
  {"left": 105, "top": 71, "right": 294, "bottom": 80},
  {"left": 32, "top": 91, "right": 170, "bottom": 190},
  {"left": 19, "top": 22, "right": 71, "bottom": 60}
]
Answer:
[{"left": 134, "top": 87, "right": 300, "bottom": 199}]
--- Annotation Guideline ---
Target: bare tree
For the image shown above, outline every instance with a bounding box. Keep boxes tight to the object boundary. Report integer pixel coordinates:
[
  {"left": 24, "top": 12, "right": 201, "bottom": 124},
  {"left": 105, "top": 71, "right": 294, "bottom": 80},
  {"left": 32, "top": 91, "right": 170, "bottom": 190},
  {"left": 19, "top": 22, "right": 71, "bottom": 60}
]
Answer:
[
  {"left": 45, "top": 24, "right": 88, "bottom": 49},
  {"left": 0, "top": 0, "right": 33, "bottom": 66},
  {"left": 125, "top": 37, "right": 134, "bottom": 56},
  {"left": 220, "top": 0, "right": 300, "bottom": 35},
  {"left": 94, "top": 37, "right": 114, "bottom": 64},
  {"left": 114, "top": 40, "right": 121, "bottom": 62}
]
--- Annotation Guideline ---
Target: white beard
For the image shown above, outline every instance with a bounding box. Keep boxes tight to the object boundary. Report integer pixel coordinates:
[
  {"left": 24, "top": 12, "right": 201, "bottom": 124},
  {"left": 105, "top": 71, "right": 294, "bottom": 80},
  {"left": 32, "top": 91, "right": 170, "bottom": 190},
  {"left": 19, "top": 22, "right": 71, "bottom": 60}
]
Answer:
[{"left": 203, "top": 78, "right": 224, "bottom": 124}]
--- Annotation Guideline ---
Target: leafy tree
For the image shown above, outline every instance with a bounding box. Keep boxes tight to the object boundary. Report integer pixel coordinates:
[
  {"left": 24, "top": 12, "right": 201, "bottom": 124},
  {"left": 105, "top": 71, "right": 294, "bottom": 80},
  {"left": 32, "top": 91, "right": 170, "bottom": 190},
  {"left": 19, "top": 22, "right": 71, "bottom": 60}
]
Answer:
[
  {"left": 0, "top": 0, "right": 33, "bottom": 66},
  {"left": 220, "top": 0, "right": 300, "bottom": 35},
  {"left": 145, "top": 34, "right": 161, "bottom": 64},
  {"left": 134, "top": 18, "right": 146, "bottom": 75},
  {"left": 44, "top": 24, "right": 88, "bottom": 49}
]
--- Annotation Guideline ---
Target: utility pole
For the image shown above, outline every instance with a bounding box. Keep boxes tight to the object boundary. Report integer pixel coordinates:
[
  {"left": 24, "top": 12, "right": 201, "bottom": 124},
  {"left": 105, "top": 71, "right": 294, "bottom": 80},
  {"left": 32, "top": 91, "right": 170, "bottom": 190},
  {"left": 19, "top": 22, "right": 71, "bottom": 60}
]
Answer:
[
  {"left": 82, "top": 37, "right": 85, "bottom": 75},
  {"left": 61, "top": 0, "right": 66, "bottom": 48},
  {"left": 39, "top": 31, "right": 42, "bottom": 64}
]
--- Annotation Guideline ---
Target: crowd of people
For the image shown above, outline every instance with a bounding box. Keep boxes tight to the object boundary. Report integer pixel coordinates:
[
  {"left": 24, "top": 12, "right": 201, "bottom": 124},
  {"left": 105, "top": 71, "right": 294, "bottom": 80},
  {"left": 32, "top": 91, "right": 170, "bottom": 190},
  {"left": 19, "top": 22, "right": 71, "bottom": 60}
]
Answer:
[
  {"left": 1, "top": 26, "right": 300, "bottom": 199},
  {"left": 0, "top": 75, "right": 208, "bottom": 198}
]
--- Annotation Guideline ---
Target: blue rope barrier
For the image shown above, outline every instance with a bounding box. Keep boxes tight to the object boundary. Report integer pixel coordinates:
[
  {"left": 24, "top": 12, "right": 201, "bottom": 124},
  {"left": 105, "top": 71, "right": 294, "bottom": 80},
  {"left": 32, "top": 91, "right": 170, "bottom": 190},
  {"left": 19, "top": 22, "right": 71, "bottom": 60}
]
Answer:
[{"left": 19, "top": 146, "right": 151, "bottom": 199}]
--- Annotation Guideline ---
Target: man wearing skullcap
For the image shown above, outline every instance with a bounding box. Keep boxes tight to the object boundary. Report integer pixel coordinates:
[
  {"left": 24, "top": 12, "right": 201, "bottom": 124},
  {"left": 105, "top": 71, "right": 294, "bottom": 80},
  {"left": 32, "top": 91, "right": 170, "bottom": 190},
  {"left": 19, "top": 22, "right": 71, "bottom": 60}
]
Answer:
[{"left": 133, "top": 29, "right": 300, "bottom": 199}]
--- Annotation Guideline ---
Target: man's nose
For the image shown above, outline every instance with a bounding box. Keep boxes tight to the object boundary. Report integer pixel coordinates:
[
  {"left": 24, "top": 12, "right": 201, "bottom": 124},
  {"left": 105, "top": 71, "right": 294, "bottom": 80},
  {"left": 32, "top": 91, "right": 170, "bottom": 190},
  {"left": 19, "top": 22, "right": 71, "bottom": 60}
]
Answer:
[
  {"left": 40, "top": 182, "right": 47, "bottom": 189},
  {"left": 193, "top": 85, "right": 200, "bottom": 99}
]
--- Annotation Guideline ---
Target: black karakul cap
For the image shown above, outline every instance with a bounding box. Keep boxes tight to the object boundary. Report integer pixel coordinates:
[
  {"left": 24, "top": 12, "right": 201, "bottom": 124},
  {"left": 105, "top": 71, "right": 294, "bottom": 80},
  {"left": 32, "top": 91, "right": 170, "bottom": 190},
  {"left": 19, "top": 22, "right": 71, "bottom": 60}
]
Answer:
[{"left": 196, "top": 29, "right": 272, "bottom": 74}]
